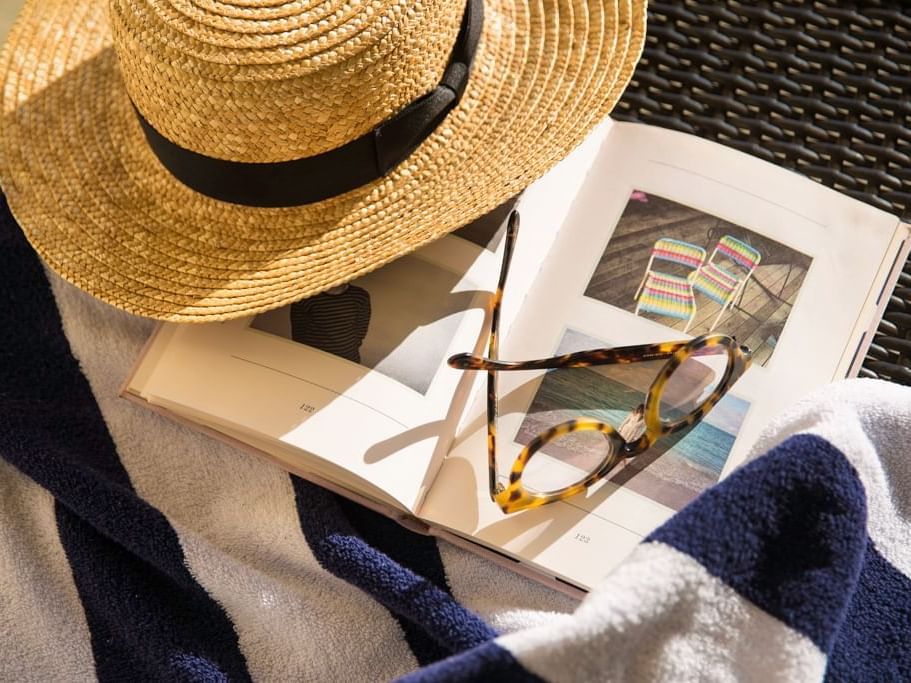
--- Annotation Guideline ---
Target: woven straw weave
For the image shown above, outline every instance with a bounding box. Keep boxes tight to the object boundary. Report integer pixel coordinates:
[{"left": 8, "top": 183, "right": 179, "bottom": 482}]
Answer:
[
  {"left": 110, "top": 0, "right": 461, "bottom": 162},
  {"left": 615, "top": 0, "right": 911, "bottom": 385}
]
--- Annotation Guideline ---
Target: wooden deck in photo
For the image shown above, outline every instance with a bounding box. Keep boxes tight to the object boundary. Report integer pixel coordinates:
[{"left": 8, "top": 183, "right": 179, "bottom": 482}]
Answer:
[
  {"left": 585, "top": 194, "right": 812, "bottom": 367},
  {"left": 646, "top": 263, "right": 803, "bottom": 366}
]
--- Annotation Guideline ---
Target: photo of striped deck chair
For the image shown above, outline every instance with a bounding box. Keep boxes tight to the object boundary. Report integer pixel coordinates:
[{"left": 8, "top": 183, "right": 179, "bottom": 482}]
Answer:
[
  {"left": 692, "top": 235, "right": 762, "bottom": 331},
  {"left": 586, "top": 191, "right": 812, "bottom": 367},
  {"left": 633, "top": 238, "right": 707, "bottom": 333}
]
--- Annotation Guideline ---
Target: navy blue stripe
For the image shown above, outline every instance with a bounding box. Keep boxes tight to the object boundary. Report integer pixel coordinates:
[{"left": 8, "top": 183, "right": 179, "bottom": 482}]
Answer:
[
  {"left": 825, "top": 540, "right": 911, "bottom": 681},
  {"left": 291, "top": 477, "right": 497, "bottom": 657},
  {"left": 0, "top": 197, "right": 250, "bottom": 681},
  {"left": 648, "top": 433, "right": 867, "bottom": 653},
  {"left": 337, "top": 497, "right": 454, "bottom": 665},
  {"left": 394, "top": 640, "right": 546, "bottom": 683}
]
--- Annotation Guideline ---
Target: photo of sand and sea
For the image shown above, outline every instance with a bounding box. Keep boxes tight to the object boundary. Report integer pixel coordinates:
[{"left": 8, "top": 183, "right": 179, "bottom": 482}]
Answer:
[{"left": 513, "top": 329, "right": 750, "bottom": 511}]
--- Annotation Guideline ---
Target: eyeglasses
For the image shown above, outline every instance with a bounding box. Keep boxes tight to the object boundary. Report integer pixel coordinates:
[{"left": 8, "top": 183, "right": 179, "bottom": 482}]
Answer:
[{"left": 447, "top": 210, "right": 752, "bottom": 514}]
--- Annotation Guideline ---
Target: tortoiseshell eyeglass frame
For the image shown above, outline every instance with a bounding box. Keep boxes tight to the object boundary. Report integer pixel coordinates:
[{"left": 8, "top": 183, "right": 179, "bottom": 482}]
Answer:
[{"left": 447, "top": 210, "right": 753, "bottom": 514}]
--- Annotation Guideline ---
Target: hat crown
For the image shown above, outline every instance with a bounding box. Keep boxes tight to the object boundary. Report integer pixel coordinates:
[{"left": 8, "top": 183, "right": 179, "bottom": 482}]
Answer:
[{"left": 110, "top": 0, "right": 465, "bottom": 163}]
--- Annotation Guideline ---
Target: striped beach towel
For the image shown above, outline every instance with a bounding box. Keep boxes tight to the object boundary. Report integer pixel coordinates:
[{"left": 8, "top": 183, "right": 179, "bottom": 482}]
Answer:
[{"left": 1, "top": 197, "right": 909, "bottom": 681}]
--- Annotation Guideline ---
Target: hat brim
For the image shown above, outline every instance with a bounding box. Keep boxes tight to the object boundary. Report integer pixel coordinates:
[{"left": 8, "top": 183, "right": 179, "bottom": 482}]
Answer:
[{"left": 0, "top": 0, "right": 644, "bottom": 321}]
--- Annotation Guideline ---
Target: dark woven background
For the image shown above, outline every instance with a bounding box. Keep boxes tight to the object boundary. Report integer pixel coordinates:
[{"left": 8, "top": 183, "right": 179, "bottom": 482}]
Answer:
[{"left": 615, "top": 0, "right": 911, "bottom": 384}]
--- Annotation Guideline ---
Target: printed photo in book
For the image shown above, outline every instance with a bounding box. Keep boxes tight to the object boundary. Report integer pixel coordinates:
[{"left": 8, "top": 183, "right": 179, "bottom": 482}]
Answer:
[
  {"left": 586, "top": 191, "right": 813, "bottom": 367},
  {"left": 124, "top": 121, "right": 910, "bottom": 594}
]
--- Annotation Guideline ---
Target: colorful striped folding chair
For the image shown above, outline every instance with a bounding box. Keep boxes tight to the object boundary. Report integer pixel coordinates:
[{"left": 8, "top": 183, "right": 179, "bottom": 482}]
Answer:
[
  {"left": 692, "top": 235, "right": 762, "bottom": 331},
  {"left": 633, "top": 238, "right": 707, "bottom": 333}
]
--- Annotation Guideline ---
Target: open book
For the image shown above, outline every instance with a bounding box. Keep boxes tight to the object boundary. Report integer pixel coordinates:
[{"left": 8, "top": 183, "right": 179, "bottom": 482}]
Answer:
[{"left": 124, "top": 121, "right": 910, "bottom": 595}]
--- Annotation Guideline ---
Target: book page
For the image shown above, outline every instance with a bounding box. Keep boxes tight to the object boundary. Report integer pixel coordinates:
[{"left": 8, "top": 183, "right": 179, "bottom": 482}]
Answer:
[
  {"left": 421, "top": 122, "right": 905, "bottom": 590},
  {"left": 133, "top": 234, "right": 495, "bottom": 513}
]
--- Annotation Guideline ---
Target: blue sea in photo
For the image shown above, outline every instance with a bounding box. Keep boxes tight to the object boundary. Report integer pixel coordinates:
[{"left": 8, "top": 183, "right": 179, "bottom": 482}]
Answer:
[{"left": 666, "top": 421, "right": 735, "bottom": 477}]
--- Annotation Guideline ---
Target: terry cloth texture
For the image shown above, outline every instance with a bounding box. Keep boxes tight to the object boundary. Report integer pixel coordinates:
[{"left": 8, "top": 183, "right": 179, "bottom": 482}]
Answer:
[{"left": 1, "top": 195, "right": 909, "bottom": 681}]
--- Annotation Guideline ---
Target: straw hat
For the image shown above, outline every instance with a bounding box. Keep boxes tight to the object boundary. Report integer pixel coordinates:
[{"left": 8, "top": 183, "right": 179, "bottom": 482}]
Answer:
[{"left": 0, "top": 0, "right": 645, "bottom": 321}]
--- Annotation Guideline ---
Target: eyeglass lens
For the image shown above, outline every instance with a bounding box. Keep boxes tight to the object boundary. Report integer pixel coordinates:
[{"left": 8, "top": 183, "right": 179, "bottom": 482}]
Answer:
[
  {"left": 657, "top": 345, "right": 730, "bottom": 425},
  {"left": 509, "top": 366, "right": 626, "bottom": 495}
]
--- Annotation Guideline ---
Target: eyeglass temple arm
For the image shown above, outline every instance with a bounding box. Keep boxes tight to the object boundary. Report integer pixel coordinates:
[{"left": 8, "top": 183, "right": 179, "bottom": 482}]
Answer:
[
  {"left": 487, "top": 210, "right": 520, "bottom": 361},
  {"left": 449, "top": 341, "right": 690, "bottom": 372},
  {"left": 482, "top": 210, "right": 521, "bottom": 501}
]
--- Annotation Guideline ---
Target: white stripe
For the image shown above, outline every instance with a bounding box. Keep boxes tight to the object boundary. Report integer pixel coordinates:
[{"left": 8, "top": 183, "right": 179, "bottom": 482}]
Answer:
[
  {"left": 499, "top": 542, "right": 826, "bottom": 683},
  {"left": 438, "top": 541, "right": 577, "bottom": 633},
  {"left": 747, "top": 378, "right": 911, "bottom": 579},
  {"left": 0, "top": 459, "right": 96, "bottom": 680},
  {"left": 47, "top": 273, "right": 417, "bottom": 681}
]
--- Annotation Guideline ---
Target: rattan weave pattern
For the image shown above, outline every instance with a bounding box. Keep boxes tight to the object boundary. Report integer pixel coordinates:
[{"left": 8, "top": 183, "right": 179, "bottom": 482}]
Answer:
[{"left": 615, "top": 0, "right": 911, "bottom": 385}]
